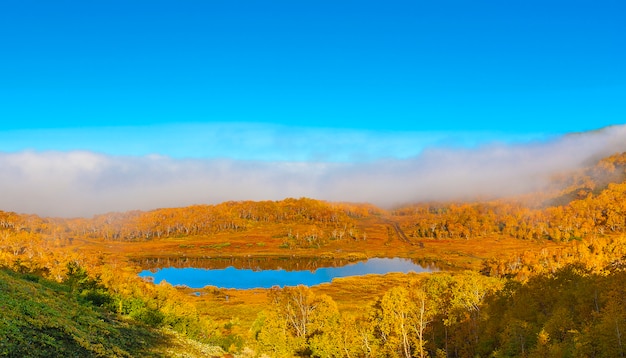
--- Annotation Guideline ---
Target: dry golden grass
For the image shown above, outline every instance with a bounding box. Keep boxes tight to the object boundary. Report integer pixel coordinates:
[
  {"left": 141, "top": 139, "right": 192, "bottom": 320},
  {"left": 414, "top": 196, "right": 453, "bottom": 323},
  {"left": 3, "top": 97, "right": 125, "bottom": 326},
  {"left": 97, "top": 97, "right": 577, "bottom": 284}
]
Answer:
[{"left": 74, "top": 221, "right": 568, "bottom": 272}]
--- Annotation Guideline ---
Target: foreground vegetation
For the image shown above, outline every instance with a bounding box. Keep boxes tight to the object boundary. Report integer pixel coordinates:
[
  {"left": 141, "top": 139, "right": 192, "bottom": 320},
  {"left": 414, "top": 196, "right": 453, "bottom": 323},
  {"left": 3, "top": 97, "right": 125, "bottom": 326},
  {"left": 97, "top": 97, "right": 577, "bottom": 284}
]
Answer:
[
  {"left": 1, "top": 152, "right": 626, "bottom": 356},
  {"left": 252, "top": 265, "right": 626, "bottom": 357},
  {"left": 0, "top": 268, "right": 224, "bottom": 357}
]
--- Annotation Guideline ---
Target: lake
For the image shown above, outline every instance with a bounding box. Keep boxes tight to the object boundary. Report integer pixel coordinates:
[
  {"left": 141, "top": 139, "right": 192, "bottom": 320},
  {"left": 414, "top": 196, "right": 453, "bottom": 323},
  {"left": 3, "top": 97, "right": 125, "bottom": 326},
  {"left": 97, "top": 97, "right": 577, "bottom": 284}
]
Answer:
[{"left": 138, "top": 257, "right": 435, "bottom": 289}]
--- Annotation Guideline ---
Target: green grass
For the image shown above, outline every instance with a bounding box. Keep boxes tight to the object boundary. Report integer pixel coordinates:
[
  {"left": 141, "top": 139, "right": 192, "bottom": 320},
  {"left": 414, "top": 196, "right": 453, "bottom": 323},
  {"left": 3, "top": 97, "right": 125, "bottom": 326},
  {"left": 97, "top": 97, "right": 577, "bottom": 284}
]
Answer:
[
  {"left": 0, "top": 269, "right": 221, "bottom": 357},
  {"left": 200, "top": 242, "right": 231, "bottom": 250}
]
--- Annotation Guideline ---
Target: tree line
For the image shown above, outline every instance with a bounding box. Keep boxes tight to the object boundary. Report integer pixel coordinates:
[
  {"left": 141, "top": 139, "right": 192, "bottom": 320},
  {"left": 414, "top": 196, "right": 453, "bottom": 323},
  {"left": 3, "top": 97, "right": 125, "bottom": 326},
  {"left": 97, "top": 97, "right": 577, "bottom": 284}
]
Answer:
[{"left": 0, "top": 198, "right": 378, "bottom": 243}]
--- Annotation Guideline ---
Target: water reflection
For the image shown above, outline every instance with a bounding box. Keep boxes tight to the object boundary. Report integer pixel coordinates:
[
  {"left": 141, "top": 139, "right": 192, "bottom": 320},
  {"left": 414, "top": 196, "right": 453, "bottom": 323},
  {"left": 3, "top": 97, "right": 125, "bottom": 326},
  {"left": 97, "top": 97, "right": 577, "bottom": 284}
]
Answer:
[
  {"left": 134, "top": 255, "right": 439, "bottom": 271},
  {"left": 138, "top": 257, "right": 436, "bottom": 289}
]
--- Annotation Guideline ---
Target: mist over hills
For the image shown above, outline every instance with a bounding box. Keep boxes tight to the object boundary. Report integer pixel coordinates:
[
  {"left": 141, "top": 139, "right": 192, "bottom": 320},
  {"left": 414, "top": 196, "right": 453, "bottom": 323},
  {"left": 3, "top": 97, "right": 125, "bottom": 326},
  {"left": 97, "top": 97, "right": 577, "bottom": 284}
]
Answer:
[{"left": 1, "top": 125, "right": 626, "bottom": 217}]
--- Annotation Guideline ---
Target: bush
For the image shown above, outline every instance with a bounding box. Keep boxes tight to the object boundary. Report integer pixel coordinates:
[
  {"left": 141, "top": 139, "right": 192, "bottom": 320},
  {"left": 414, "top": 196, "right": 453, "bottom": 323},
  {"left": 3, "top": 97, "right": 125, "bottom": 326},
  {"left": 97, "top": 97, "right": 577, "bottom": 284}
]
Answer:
[
  {"left": 130, "top": 307, "right": 165, "bottom": 327},
  {"left": 208, "top": 333, "right": 244, "bottom": 352},
  {"left": 63, "top": 262, "right": 112, "bottom": 307},
  {"left": 79, "top": 288, "right": 112, "bottom": 307}
]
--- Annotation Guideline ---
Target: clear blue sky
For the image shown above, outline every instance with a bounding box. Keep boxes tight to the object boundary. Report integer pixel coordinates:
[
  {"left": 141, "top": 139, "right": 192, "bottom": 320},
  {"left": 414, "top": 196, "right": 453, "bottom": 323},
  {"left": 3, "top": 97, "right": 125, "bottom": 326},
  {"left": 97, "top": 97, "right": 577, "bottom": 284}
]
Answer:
[{"left": 1, "top": 0, "right": 625, "bottom": 160}]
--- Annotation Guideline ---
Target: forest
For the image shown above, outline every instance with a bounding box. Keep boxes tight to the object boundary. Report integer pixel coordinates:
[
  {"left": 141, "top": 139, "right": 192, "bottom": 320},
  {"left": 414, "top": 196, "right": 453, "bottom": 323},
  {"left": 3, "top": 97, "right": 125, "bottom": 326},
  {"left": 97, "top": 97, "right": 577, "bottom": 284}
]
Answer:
[{"left": 1, "top": 152, "right": 626, "bottom": 357}]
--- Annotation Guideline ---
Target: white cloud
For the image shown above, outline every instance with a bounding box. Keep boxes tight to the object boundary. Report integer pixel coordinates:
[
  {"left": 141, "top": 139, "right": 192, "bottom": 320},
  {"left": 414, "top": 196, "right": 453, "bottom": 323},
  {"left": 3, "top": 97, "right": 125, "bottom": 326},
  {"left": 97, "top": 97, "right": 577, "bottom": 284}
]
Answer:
[{"left": 1, "top": 125, "right": 625, "bottom": 217}]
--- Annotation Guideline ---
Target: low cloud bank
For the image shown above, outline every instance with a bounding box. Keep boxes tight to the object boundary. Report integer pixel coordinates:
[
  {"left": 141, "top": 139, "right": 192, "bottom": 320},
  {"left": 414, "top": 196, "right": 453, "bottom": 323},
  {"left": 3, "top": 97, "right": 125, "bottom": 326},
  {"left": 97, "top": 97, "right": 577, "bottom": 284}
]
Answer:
[{"left": 2, "top": 125, "right": 626, "bottom": 217}]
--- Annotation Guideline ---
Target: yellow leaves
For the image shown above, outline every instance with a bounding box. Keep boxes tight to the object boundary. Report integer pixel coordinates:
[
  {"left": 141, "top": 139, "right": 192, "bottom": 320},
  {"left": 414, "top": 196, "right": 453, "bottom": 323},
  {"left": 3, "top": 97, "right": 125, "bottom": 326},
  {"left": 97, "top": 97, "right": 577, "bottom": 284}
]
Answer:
[
  {"left": 255, "top": 309, "right": 304, "bottom": 357},
  {"left": 537, "top": 328, "right": 550, "bottom": 346},
  {"left": 377, "top": 286, "right": 415, "bottom": 358},
  {"left": 37, "top": 198, "right": 366, "bottom": 242},
  {"left": 258, "top": 285, "right": 347, "bottom": 357}
]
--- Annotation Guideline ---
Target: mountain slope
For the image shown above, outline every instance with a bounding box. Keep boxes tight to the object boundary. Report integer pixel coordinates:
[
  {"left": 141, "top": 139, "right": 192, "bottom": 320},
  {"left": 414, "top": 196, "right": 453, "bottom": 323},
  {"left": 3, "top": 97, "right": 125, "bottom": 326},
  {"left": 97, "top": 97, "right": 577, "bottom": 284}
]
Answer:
[{"left": 0, "top": 269, "right": 223, "bottom": 357}]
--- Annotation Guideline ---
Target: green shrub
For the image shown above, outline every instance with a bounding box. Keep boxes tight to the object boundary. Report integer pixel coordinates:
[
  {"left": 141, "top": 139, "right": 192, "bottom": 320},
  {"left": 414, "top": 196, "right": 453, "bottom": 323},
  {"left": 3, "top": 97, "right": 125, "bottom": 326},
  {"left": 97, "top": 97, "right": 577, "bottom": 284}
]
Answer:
[
  {"left": 130, "top": 307, "right": 165, "bottom": 327},
  {"left": 78, "top": 288, "right": 112, "bottom": 307}
]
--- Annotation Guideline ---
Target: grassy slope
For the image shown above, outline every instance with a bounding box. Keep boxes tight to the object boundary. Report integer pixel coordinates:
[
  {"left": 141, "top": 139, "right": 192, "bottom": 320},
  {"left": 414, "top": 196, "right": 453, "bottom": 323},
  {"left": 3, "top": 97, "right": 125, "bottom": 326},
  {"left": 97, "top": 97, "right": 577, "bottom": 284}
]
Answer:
[{"left": 0, "top": 269, "right": 222, "bottom": 358}]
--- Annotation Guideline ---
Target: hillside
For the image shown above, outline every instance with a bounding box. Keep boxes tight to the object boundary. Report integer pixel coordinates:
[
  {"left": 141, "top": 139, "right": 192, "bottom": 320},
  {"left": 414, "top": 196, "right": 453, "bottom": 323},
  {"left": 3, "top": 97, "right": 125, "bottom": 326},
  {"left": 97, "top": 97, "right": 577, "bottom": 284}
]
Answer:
[{"left": 0, "top": 269, "right": 223, "bottom": 358}]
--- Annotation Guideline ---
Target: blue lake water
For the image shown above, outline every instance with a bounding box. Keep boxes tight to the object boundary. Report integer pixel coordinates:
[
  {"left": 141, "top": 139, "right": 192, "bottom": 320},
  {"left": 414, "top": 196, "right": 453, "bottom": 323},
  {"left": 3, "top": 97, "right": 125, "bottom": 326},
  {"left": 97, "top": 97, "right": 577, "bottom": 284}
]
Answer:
[{"left": 138, "top": 258, "right": 434, "bottom": 289}]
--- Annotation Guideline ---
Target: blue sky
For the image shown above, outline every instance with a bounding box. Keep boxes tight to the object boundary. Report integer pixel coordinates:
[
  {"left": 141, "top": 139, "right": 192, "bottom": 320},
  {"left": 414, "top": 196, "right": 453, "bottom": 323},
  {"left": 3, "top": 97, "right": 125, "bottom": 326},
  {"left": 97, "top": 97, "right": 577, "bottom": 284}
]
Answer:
[
  {"left": 2, "top": 1, "right": 625, "bottom": 150},
  {"left": 1, "top": 1, "right": 626, "bottom": 216}
]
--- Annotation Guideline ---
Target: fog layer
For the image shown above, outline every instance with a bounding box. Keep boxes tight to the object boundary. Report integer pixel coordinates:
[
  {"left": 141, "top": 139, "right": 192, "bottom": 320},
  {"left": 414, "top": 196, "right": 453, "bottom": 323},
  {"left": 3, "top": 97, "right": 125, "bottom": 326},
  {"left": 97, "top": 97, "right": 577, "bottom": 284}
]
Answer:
[{"left": 2, "top": 126, "right": 625, "bottom": 217}]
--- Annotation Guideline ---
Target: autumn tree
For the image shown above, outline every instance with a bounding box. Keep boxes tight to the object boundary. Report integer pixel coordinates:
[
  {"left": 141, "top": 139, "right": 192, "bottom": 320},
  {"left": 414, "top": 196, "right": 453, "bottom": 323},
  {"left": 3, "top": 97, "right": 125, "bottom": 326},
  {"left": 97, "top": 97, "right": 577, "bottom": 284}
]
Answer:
[
  {"left": 374, "top": 286, "right": 416, "bottom": 357},
  {"left": 256, "top": 285, "right": 341, "bottom": 357}
]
